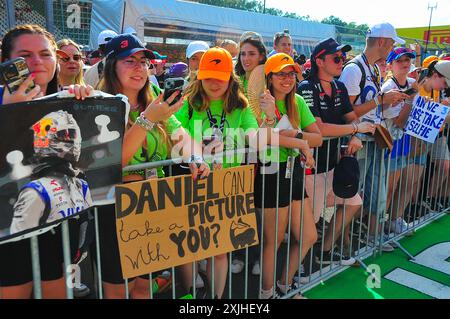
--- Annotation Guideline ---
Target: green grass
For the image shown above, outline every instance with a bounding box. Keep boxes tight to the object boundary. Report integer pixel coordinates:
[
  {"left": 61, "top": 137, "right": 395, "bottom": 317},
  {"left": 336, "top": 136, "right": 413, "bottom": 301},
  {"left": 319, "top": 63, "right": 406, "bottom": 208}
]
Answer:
[{"left": 305, "top": 215, "right": 450, "bottom": 299}]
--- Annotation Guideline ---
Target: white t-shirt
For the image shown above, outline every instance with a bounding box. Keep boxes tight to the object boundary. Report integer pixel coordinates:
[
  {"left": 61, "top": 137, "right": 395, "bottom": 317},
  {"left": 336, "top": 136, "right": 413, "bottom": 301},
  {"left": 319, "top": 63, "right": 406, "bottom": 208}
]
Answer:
[
  {"left": 381, "top": 77, "right": 416, "bottom": 119},
  {"left": 380, "top": 77, "right": 416, "bottom": 140},
  {"left": 339, "top": 55, "right": 381, "bottom": 123},
  {"left": 84, "top": 58, "right": 105, "bottom": 88}
]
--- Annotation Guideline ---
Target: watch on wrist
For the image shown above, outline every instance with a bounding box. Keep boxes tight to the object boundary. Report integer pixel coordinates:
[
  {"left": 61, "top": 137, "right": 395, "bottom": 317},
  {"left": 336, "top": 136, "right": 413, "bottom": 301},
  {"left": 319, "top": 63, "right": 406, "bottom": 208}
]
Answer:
[
  {"left": 295, "top": 130, "right": 304, "bottom": 140},
  {"left": 135, "top": 112, "right": 155, "bottom": 131}
]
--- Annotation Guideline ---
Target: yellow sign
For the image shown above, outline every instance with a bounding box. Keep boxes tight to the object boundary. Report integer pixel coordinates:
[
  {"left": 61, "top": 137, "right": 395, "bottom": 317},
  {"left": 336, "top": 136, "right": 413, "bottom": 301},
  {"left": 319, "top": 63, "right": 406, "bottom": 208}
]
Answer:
[
  {"left": 397, "top": 25, "right": 450, "bottom": 45},
  {"left": 114, "top": 165, "right": 259, "bottom": 279}
]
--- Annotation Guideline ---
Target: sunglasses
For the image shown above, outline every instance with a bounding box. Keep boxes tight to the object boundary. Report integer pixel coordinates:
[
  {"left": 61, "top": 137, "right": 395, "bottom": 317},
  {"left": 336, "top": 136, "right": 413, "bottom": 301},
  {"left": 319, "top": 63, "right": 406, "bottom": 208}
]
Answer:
[
  {"left": 329, "top": 55, "right": 345, "bottom": 64},
  {"left": 59, "top": 54, "right": 83, "bottom": 63}
]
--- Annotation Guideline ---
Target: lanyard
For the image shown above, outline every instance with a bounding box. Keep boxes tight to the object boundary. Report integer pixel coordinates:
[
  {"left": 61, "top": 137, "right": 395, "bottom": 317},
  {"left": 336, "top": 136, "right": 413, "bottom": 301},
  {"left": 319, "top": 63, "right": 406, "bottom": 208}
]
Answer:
[
  {"left": 392, "top": 77, "right": 409, "bottom": 90},
  {"left": 206, "top": 109, "right": 226, "bottom": 134},
  {"left": 274, "top": 106, "right": 281, "bottom": 121},
  {"left": 361, "top": 54, "right": 381, "bottom": 92}
]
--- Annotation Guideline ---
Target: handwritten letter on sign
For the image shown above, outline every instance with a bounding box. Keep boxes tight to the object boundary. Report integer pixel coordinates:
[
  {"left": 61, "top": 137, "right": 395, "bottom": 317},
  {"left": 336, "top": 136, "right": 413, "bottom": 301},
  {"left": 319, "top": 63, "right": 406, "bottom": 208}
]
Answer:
[
  {"left": 115, "top": 165, "right": 258, "bottom": 279},
  {"left": 405, "top": 95, "right": 449, "bottom": 143}
]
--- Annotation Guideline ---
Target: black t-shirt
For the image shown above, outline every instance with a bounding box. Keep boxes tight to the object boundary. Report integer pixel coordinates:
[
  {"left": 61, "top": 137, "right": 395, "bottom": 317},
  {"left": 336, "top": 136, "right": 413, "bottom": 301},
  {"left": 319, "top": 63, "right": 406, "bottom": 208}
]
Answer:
[{"left": 297, "top": 78, "right": 353, "bottom": 173}]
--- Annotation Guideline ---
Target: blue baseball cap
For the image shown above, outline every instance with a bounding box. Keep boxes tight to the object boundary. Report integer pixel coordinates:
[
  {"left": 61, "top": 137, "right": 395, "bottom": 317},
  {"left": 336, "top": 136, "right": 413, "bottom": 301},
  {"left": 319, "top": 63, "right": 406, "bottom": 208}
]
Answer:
[
  {"left": 105, "top": 34, "right": 155, "bottom": 60},
  {"left": 386, "top": 47, "right": 416, "bottom": 64}
]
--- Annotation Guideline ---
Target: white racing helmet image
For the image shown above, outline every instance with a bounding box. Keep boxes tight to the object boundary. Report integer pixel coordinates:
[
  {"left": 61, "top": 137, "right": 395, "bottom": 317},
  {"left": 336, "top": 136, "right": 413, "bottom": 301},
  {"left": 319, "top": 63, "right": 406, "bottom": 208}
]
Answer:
[{"left": 31, "top": 110, "right": 82, "bottom": 163}]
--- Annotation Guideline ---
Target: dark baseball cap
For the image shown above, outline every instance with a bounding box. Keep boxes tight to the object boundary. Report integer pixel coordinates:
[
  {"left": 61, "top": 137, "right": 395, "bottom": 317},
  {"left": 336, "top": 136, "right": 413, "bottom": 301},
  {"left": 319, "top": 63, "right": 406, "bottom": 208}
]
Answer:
[
  {"left": 105, "top": 34, "right": 155, "bottom": 60},
  {"left": 333, "top": 156, "right": 360, "bottom": 199},
  {"left": 312, "top": 38, "right": 352, "bottom": 61}
]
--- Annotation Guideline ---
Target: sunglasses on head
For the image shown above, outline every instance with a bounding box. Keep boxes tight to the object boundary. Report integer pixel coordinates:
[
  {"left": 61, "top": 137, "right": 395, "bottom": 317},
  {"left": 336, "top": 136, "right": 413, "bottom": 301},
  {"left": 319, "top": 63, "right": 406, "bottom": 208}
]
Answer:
[{"left": 59, "top": 54, "right": 83, "bottom": 62}]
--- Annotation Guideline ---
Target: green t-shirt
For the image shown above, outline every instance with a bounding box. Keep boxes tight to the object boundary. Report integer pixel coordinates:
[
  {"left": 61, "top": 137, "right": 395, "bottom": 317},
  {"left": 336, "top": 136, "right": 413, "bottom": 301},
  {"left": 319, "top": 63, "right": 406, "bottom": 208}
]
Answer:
[
  {"left": 125, "top": 112, "right": 181, "bottom": 178},
  {"left": 175, "top": 99, "right": 258, "bottom": 168},
  {"left": 239, "top": 75, "right": 249, "bottom": 96},
  {"left": 261, "top": 94, "right": 316, "bottom": 163}
]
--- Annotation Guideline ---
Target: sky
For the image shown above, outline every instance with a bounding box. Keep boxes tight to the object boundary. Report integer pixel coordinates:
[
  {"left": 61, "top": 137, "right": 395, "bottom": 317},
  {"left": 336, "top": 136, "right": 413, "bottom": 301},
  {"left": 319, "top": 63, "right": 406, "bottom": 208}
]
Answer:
[{"left": 264, "top": 0, "right": 450, "bottom": 28}]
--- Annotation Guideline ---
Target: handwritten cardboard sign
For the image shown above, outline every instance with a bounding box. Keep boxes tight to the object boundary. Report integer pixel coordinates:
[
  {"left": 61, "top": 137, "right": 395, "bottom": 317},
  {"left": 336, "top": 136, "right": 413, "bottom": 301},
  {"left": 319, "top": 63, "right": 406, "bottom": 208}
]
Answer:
[
  {"left": 115, "top": 165, "right": 258, "bottom": 279},
  {"left": 405, "top": 95, "right": 449, "bottom": 143}
]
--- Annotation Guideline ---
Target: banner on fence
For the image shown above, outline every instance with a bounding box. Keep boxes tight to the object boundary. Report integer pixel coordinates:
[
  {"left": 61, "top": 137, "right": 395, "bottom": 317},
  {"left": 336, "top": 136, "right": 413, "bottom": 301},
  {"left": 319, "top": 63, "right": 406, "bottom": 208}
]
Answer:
[
  {"left": 405, "top": 95, "right": 449, "bottom": 143},
  {"left": 115, "top": 165, "right": 258, "bottom": 279},
  {"left": 0, "top": 95, "right": 126, "bottom": 242}
]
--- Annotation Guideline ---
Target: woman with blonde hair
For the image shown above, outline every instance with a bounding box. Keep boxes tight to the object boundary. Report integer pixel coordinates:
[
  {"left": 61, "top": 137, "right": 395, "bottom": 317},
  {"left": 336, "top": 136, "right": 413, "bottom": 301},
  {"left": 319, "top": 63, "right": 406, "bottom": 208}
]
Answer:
[{"left": 57, "top": 39, "right": 85, "bottom": 87}]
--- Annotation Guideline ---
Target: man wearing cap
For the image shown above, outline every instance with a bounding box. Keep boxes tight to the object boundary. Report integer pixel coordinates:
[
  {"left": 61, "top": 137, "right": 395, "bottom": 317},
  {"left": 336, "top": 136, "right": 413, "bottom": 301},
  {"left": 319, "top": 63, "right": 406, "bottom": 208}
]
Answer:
[
  {"left": 298, "top": 38, "right": 375, "bottom": 265},
  {"left": 185, "top": 41, "right": 209, "bottom": 73},
  {"left": 84, "top": 29, "right": 118, "bottom": 87},
  {"left": 339, "top": 23, "right": 409, "bottom": 251},
  {"left": 152, "top": 51, "right": 168, "bottom": 89}
]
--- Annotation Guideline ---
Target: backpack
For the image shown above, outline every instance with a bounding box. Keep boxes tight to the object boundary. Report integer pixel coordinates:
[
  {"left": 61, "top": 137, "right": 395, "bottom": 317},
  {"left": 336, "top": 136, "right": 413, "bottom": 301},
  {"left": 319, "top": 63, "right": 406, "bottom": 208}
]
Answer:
[
  {"left": 343, "top": 58, "right": 366, "bottom": 103},
  {"left": 343, "top": 56, "right": 381, "bottom": 103}
]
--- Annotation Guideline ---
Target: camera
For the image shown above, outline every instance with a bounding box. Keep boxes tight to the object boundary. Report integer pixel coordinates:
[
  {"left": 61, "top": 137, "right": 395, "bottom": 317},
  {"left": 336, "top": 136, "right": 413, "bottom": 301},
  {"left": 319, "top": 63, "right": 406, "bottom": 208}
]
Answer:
[
  {"left": 0, "top": 57, "right": 35, "bottom": 94},
  {"left": 163, "top": 77, "right": 187, "bottom": 105}
]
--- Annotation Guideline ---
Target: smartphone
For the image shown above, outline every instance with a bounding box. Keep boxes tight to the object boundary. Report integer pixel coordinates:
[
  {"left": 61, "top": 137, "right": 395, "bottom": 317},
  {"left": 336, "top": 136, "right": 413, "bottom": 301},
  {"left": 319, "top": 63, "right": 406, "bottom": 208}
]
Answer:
[
  {"left": 0, "top": 57, "right": 35, "bottom": 94},
  {"left": 163, "top": 77, "right": 186, "bottom": 105},
  {"left": 403, "top": 87, "right": 418, "bottom": 96}
]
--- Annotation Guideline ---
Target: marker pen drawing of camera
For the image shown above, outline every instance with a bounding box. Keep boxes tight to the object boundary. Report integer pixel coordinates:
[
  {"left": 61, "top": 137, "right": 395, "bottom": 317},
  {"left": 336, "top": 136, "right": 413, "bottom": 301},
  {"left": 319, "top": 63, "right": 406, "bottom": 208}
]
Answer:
[
  {"left": 0, "top": 57, "right": 36, "bottom": 94},
  {"left": 163, "top": 77, "right": 187, "bottom": 105}
]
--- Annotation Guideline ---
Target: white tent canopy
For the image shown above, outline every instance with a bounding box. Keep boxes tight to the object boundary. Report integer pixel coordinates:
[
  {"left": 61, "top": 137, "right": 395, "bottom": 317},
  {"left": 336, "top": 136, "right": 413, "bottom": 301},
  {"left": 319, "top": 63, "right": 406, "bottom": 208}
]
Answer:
[{"left": 90, "top": 0, "right": 336, "bottom": 54}]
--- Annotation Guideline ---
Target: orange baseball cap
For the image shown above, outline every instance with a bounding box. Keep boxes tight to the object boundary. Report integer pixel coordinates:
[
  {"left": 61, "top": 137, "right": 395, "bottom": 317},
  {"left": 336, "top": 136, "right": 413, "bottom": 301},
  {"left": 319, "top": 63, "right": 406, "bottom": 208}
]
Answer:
[
  {"left": 264, "top": 53, "right": 301, "bottom": 75},
  {"left": 197, "top": 47, "right": 233, "bottom": 81},
  {"left": 422, "top": 55, "right": 438, "bottom": 68}
]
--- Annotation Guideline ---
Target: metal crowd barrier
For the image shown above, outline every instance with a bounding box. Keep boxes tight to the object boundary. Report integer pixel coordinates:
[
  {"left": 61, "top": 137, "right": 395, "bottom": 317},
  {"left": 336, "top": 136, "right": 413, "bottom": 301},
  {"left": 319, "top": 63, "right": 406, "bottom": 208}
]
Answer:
[{"left": 2, "top": 131, "right": 449, "bottom": 299}]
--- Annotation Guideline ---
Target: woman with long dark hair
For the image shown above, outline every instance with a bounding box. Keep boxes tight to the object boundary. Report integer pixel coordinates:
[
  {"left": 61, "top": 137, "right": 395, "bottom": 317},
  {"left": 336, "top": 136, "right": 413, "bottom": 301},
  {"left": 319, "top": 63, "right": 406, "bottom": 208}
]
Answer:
[
  {"left": 96, "top": 34, "right": 209, "bottom": 299},
  {"left": 0, "top": 24, "right": 92, "bottom": 299}
]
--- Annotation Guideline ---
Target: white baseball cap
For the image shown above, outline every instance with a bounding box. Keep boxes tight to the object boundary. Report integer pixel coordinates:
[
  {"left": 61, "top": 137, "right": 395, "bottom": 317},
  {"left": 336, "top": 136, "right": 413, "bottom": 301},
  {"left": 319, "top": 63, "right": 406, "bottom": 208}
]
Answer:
[
  {"left": 435, "top": 60, "right": 450, "bottom": 86},
  {"left": 123, "top": 26, "right": 137, "bottom": 35},
  {"left": 186, "top": 41, "right": 210, "bottom": 59},
  {"left": 367, "top": 23, "right": 405, "bottom": 45},
  {"left": 98, "top": 30, "right": 118, "bottom": 46}
]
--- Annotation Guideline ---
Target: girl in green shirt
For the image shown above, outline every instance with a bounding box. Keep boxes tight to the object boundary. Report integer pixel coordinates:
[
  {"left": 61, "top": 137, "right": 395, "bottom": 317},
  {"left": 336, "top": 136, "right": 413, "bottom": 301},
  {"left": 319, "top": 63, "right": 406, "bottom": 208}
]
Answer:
[
  {"left": 175, "top": 47, "right": 258, "bottom": 298},
  {"left": 257, "top": 53, "right": 322, "bottom": 299},
  {"left": 96, "top": 34, "right": 209, "bottom": 299}
]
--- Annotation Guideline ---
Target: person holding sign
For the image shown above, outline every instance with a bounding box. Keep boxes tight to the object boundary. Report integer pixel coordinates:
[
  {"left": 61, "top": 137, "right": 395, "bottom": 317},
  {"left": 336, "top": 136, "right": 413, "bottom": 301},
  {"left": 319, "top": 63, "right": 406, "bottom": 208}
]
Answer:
[
  {"left": 417, "top": 60, "right": 450, "bottom": 211},
  {"left": 175, "top": 47, "right": 260, "bottom": 298},
  {"left": 95, "top": 34, "right": 209, "bottom": 299},
  {"left": 0, "top": 24, "right": 93, "bottom": 299},
  {"left": 256, "top": 53, "right": 322, "bottom": 299}
]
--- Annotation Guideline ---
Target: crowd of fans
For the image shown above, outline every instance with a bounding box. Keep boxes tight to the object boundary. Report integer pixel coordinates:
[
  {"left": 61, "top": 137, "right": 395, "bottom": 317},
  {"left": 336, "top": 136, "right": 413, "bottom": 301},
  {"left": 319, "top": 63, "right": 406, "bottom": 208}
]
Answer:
[{"left": 0, "top": 20, "right": 449, "bottom": 300}]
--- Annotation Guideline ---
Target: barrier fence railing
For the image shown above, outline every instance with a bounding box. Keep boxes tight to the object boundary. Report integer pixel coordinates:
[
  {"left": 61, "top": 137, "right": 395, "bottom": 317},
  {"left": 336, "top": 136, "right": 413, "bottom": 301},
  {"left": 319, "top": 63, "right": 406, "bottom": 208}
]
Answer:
[{"left": 1, "top": 130, "right": 449, "bottom": 299}]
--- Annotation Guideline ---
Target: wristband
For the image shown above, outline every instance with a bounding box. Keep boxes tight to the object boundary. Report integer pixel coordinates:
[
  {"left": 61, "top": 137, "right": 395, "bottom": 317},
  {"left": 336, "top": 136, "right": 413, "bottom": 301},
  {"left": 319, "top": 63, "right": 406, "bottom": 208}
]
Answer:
[
  {"left": 187, "top": 155, "right": 204, "bottom": 168},
  {"left": 135, "top": 112, "right": 155, "bottom": 131}
]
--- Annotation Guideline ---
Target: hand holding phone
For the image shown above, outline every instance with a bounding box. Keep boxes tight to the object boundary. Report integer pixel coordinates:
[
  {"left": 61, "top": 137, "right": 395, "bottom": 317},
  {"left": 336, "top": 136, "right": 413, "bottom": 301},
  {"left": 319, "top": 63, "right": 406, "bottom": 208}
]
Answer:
[
  {"left": 403, "top": 87, "right": 417, "bottom": 96},
  {"left": 163, "top": 77, "right": 186, "bottom": 105},
  {"left": 0, "top": 57, "right": 35, "bottom": 94},
  {"left": 0, "top": 58, "right": 41, "bottom": 104}
]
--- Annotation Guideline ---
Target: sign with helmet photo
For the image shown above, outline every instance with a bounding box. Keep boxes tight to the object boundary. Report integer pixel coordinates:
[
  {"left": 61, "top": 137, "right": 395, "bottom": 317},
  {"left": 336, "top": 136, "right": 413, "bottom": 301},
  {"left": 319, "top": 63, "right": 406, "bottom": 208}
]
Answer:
[{"left": 0, "top": 95, "right": 126, "bottom": 243}]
